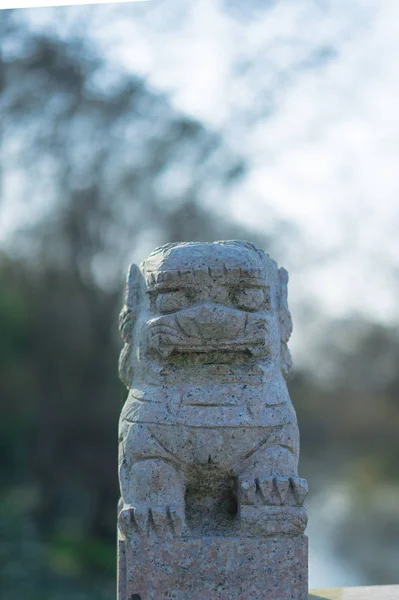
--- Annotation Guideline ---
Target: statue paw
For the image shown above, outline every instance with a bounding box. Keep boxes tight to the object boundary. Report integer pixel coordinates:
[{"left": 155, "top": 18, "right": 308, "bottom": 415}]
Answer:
[
  {"left": 289, "top": 477, "right": 308, "bottom": 506},
  {"left": 118, "top": 504, "right": 186, "bottom": 538},
  {"left": 118, "top": 506, "right": 135, "bottom": 538},
  {"left": 239, "top": 476, "right": 308, "bottom": 506}
]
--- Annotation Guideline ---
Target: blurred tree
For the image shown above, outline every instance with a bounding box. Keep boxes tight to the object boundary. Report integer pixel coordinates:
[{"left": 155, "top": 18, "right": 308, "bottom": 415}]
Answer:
[
  {"left": 0, "top": 10, "right": 255, "bottom": 281},
  {"left": 0, "top": 9, "right": 267, "bottom": 595},
  {"left": 293, "top": 318, "right": 399, "bottom": 474}
]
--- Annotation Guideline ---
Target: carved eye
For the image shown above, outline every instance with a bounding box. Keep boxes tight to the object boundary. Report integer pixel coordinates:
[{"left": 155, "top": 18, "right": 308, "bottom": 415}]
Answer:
[
  {"left": 155, "top": 290, "right": 189, "bottom": 314},
  {"left": 233, "top": 288, "right": 268, "bottom": 312}
]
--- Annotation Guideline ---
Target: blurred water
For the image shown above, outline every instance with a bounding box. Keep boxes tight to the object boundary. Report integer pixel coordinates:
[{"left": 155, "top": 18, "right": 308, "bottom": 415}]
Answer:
[{"left": 307, "top": 483, "right": 366, "bottom": 588}]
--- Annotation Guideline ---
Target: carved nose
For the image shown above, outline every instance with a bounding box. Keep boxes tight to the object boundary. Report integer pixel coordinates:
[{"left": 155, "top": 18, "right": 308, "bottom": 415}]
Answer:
[{"left": 177, "top": 304, "right": 245, "bottom": 340}]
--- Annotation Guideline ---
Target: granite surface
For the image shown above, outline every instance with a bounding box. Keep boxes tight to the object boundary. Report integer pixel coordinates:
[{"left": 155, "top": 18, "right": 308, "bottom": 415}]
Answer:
[
  {"left": 117, "top": 241, "right": 308, "bottom": 599},
  {"left": 119, "top": 534, "right": 308, "bottom": 600}
]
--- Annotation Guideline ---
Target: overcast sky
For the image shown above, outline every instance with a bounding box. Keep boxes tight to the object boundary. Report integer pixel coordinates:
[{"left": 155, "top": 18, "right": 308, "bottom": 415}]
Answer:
[
  {"left": 7, "top": 0, "right": 399, "bottom": 330},
  {"left": 92, "top": 0, "right": 399, "bottom": 327}
]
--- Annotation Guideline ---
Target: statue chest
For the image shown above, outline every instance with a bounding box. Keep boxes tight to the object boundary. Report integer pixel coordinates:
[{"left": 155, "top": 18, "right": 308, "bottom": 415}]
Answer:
[{"left": 121, "top": 381, "right": 296, "bottom": 429}]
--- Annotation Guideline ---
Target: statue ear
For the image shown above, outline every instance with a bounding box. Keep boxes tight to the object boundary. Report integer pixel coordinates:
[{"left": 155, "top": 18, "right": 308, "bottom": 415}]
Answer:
[
  {"left": 126, "top": 264, "right": 143, "bottom": 310},
  {"left": 278, "top": 267, "right": 292, "bottom": 343},
  {"left": 119, "top": 264, "right": 144, "bottom": 388},
  {"left": 278, "top": 267, "right": 293, "bottom": 379},
  {"left": 119, "top": 264, "right": 143, "bottom": 340}
]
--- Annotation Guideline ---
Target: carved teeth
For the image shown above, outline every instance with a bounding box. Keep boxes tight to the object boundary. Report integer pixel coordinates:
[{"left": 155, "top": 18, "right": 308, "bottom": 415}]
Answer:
[
  {"left": 290, "top": 477, "right": 308, "bottom": 506},
  {"left": 176, "top": 315, "right": 202, "bottom": 338},
  {"left": 157, "top": 346, "right": 174, "bottom": 358}
]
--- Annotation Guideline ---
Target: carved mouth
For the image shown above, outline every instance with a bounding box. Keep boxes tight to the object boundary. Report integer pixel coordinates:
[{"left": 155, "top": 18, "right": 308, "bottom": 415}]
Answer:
[
  {"left": 153, "top": 346, "right": 269, "bottom": 368},
  {"left": 163, "top": 343, "right": 267, "bottom": 358},
  {"left": 147, "top": 325, "right": 268, "bottom": 360},
  {"left": 166, "top": 349, "right": 262, "bottom": 367}
]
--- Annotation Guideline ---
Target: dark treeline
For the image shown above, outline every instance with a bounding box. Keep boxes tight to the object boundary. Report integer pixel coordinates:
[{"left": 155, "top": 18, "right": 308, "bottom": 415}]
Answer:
[{"left": 1, "top": 9, "right": 399, "bottom": 598}]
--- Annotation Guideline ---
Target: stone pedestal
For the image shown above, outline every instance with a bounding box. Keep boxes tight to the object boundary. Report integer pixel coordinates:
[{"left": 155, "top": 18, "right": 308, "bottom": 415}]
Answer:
[{"left": 118, "top": 534, "right": 308, "bottom": 600}]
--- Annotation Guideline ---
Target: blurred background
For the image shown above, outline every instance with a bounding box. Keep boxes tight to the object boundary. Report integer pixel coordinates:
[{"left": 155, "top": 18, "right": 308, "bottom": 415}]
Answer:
[{"left": 1, "top": 1, "right": 399, "bottom": 597}]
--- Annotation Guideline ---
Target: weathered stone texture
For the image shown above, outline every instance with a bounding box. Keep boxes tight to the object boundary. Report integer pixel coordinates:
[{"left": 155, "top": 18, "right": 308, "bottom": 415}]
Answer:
[
  {"left": 119, "top": 535, "right": 308, "bottom": 600},
  {"left": 117, "top": 241, "right": 308, "bottom": 599}
]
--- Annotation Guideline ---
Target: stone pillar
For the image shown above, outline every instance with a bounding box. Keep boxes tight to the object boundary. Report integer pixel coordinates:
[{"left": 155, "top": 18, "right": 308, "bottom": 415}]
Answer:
[{"left": 117, "top": 241, "right": 308, "bottom": 600}]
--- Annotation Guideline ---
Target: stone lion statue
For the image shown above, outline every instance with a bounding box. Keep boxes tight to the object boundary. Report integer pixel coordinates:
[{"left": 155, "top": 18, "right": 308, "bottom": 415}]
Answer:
[{"left": 117, "top": 241, "right": 307, "bottom": 540}]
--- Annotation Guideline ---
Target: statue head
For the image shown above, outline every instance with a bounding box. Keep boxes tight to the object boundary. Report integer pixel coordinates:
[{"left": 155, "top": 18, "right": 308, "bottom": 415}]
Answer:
[{"left": 119, "top": 241, "right": 292, "bottom": 387}]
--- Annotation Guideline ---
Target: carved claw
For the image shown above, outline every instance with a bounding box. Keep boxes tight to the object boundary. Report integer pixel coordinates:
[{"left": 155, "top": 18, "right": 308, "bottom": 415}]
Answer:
[
  {"left": 290, "top": 477, "right": 308, "bottom": 506},
  {"left": 119, "top": 504, "right": 186, "bottom": 538},
  {"left": 257, "top": 477, "right": 278, "bottom": 504},
  {"left": 150, "top": 507, "right": 171, "bottom": 537},
  {"left": 168, "top": 505, "right": 187, "bottom": 537},
  {"left": 239, "top": 479, "right": 258, "bottom": 505},
  {"left": 239, "top": 476, "right": 308, "bottom": 507},
  {"left": 274, "top": 476, "right": 290, "bottom": 504},
  {"left": 133, "top": 506, "right": 149, "bottom": 532},
  {"left": 118, "top": 506, "right": 135, "bottom": 538}
]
